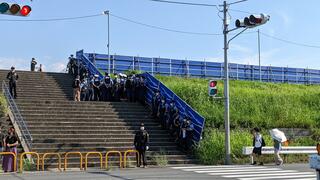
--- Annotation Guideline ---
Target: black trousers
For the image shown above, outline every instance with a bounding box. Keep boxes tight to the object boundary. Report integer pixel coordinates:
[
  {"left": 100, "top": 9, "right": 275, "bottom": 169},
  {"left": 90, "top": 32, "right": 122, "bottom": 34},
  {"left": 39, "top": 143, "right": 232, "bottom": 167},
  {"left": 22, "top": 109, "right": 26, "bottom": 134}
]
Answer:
[
  {"left": 9, "top": 82, "right": 17, "bottom": 98},
  {"left": 136, "top": 149, "right": 147, "bottom": 167}
]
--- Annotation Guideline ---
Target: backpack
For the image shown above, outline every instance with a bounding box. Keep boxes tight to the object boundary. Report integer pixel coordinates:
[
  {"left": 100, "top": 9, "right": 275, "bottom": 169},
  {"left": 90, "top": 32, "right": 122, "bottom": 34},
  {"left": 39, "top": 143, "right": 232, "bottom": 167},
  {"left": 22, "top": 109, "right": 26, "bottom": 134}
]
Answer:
[{"left": 261, "top": 137, "right": 266, "bottom": 147}]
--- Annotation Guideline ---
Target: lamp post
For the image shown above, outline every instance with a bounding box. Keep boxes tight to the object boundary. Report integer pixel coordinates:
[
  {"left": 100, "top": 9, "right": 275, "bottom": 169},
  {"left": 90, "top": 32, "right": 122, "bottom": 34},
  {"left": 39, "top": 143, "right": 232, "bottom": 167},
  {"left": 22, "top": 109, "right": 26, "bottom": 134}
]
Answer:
[{"left": 103, "top": 10, "right": 111, "bottom": 75}]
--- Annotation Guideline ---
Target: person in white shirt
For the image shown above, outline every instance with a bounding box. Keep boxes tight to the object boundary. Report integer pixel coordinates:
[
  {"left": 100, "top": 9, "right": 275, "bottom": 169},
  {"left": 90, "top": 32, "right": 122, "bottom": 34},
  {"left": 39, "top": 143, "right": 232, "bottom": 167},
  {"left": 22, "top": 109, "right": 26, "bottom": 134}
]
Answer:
[{"left": 251, "top": 127, "right": 265, "bottom": 165}]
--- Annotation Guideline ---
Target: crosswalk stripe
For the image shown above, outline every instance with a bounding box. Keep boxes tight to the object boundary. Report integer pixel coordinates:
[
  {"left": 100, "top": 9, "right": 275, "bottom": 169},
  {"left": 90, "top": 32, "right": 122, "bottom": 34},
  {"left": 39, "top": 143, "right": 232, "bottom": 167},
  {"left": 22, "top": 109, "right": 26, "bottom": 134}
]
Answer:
[
  {"left": 287, "top": 178, "right": 316, "bottom": 180},
  {"left": 195, "top": 168, "right": 280, "bottom": 173},
  {"left": 223, "top": 172, "right": 315, "bottom": 178},
  {"left": 239, "top": 174, "right": 316, "bottom": 180},
  {"left": 208, "top": 170, "right": 297, "bottom": 176},
  {"left": 171, "top": 165, "right": 245, "bottom": 169},
  {"left": 182, "top": 166, "right": 274, "bottom": 172}
]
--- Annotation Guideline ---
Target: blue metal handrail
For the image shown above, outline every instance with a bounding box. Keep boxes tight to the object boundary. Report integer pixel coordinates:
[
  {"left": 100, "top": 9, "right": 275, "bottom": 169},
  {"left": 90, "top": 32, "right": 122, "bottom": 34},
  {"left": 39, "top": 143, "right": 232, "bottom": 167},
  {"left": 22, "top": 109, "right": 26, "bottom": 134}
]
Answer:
[{"left": 2, "top": 80, "right": 33, "bottom": 150}]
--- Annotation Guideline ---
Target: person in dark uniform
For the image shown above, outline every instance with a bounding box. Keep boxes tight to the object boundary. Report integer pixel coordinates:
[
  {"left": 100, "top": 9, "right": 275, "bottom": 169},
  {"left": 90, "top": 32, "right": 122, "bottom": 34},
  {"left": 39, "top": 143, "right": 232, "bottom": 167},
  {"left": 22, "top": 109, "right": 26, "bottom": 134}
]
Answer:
[
  {"left": 167, "top": 100, "right": 178, "bottom": 130},
  {"left": 6, "top": 67, "right": 19, "bottom": 99},
  {"left": 92, "top": 75, "right": 101, "bottom": 101},
  {"left": 30, "top": 58, "right": 37, "bottom": 71},
  {"left": 138, "top": 76, "right": 146, "bottom": 105},
  {"left": 134, "top": 123, "right": 149, "bottom": 168},
  {"left": 151, "top": 90, "right": 161, "bottom": 117},
  {"left": 125, "top": 76, "right": 134, "bottom": 102},
  {"left": 157, "top": 97, "right": 167, "bottom": 128}
]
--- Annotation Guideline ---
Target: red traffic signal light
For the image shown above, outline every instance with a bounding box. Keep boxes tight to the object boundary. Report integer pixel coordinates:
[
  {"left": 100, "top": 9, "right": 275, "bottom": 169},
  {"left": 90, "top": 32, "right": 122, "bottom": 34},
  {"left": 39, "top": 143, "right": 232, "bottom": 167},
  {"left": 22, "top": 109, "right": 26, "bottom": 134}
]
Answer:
[
  {"left": 209, "top": 81, "right": 217, "bottom": 87},
  {"left": 20, "top": 5, "right": 31, "bottom": 16},
  {"left": 235, "top": 14, "right": 270, "bottom": 28},
  {"left": 0, "top": 2, "right": 31, "bottom": 16},
  {"left": 208, "top": 80, "right": 218, "bottom": 97}
]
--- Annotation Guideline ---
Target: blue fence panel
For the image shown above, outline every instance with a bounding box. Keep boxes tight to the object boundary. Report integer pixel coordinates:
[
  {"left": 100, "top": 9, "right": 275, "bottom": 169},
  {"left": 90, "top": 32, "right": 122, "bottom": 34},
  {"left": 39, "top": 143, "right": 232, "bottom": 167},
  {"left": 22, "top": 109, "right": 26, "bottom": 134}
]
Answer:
[{"left": 77, "top": 50, "right": 320, "bottom": 85}]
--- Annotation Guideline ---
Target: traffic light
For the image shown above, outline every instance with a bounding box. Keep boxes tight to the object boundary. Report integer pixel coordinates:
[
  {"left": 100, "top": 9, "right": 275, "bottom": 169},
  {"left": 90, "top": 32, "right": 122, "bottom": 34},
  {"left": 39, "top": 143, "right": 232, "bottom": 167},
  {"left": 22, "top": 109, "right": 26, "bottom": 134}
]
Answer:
[
  {"left": 235, "top": 14, "right": 270, "bottom": 28},
  {"left": 208, "top": 80, "right": 218, "bottom": 97},
  {"left": 0, "top": 2, "right": 31, "bottom": 16}
]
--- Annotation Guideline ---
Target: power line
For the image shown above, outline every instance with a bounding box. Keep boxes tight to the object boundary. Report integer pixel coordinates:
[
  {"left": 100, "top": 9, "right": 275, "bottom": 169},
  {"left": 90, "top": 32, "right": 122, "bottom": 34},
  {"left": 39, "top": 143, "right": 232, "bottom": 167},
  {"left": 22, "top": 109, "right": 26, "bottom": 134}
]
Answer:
[
  {"left": 110, "top": 13, "right": 222, "bottom": 36},
  {"left": 0, "top": 13, "right": 103, "bottom": 22},
  {"left": 146, "top": 0, "right": 218, "bottom": 7},
  {"left": 260, "top": 32, "right": 320, "bottom": 49}
]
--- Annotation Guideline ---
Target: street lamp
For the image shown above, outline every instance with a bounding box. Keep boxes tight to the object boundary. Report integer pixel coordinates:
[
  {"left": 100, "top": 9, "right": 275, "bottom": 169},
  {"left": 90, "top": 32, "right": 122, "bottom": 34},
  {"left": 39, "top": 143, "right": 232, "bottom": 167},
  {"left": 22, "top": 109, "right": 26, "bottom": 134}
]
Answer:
[
  {"left": 221, "top": 0, "right": 270, "bottom": 165},
  {"left": 103, "top": 10, "right": 111, "bottom": 75}
]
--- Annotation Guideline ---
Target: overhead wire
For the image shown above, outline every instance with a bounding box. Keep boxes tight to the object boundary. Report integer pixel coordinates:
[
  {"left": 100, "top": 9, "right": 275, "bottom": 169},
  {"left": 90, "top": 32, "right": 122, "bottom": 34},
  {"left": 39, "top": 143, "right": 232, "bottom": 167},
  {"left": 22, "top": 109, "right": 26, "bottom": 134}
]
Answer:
[
  {"left": 260, "top": 32, "right": 320, "bottom": 49},
  {"left": 0, "top": 9, "right": 319, "bottom": 49},
  {"left": 109, "top": 13, "right": 222, "bottom": 36},
  {"left": 0, "top": 13, "right": 104, "bottom": 22},
  {"left": 146, "top": 0, "right": 218, "bottom": 7}
]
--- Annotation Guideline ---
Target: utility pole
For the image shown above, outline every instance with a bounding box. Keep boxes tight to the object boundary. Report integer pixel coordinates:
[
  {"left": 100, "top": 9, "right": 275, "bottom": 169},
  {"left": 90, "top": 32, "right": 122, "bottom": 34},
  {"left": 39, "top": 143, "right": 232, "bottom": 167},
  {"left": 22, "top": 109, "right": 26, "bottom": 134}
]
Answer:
[
  {"left": 223, "top": 0, "right": 231, "bottom": 165},
  {"left": 258, "top": 29, "right": 261, "bottom": 81},
  {"left": 103, "top": 10, "right": 111, "bottom": 75}
]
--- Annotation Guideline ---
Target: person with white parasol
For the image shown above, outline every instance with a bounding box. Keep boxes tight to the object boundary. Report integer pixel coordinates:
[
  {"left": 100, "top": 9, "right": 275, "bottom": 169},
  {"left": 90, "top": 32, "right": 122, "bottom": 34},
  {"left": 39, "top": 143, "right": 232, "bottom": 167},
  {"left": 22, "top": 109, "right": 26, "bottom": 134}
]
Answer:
[{"left": 269, "top": 129, "right": 287, "bottom": 165}]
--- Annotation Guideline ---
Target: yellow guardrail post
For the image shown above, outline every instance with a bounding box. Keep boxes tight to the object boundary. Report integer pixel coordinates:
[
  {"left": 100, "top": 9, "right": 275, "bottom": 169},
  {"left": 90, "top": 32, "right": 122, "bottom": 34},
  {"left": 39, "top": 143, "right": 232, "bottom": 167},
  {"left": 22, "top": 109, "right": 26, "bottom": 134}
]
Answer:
[
  {"left": 85, "top": 152, "right": 103, "bottom": 170},
  {"left": 64, "top": 152, "right": 83, "bottom": 171},
  {"left": 123, "top": 150, "right": 139, "bottom": 168},
  {"left": 42, "top": 153, "right": 61, "bottom": 171},
  {"left": 0, "top": 152, "right": 17, "bottom": 172},
  {"left": 105, "top": 151, "right": 122, "bottom": 169},
  {"left": 19, "top": 152, "right": 40, "bottom": 172}
]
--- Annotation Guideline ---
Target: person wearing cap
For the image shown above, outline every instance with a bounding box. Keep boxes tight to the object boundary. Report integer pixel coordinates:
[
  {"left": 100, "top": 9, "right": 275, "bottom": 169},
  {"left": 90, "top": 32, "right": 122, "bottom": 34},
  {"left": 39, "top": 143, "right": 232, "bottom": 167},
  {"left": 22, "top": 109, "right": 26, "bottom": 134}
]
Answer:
[
  {"left": 134, "top": 123, "right": 149, "bottom": 168},
  {"left": 6, "top": 67, "right": 19, "bottom": 99},
  {"left": 151, "top": 90, "right": 161, "bottom": 117},
  {"left": 30, "top": 58, "right": 37, "bottom": 71}
]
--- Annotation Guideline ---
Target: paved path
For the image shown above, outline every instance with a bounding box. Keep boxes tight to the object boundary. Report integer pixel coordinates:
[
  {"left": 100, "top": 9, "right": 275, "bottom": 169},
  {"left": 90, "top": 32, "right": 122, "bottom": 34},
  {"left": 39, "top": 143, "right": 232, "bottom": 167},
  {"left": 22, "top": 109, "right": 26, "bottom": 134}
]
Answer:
[{"left": 0, "top": 164, "right": 316, "bottom": 180}]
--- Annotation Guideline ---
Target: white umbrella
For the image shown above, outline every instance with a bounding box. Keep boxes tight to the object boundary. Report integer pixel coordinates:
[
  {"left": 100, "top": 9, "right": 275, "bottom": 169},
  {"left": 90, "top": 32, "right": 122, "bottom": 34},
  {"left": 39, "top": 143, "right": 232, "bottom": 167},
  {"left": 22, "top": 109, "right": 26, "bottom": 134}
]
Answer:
[{"left": 269, "top": 129, "right": 287, "bottom": 142}]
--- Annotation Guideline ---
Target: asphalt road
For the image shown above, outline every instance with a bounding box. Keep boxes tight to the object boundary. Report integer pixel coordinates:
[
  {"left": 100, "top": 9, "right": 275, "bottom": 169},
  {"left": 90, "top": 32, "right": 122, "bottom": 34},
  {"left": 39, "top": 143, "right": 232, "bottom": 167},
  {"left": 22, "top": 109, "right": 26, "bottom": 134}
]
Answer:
[{"left": 0, "top": 164, "right": 316, "bottom": 180}]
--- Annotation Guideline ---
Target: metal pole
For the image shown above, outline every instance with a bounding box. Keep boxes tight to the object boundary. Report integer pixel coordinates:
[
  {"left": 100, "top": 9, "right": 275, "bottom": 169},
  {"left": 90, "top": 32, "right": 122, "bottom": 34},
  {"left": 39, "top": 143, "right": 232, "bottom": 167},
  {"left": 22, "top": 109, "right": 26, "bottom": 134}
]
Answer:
[
  {"left": 107, "top": 11, "right": 111, "bottom": 75},
  {"left": 258, "top": 29, "right": 261, "bottom": 82},
  {"left": 223, "top": 0, "right": 231, "bottom": 165}
]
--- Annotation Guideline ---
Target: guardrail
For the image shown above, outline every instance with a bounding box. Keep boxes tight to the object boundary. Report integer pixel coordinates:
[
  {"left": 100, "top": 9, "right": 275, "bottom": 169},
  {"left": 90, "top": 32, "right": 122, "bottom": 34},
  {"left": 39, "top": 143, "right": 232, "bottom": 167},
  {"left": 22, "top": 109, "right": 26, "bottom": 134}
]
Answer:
[
  {"left": 64, "top": 152, "right": 83, "bottom": 171},
  {"left": 85, "top": 152, "right": 103, "bottom": 170},
  {"left": 123, "top": 150, "right": 139, "bottom": 168},
  {"left": 1, "top": 150, "right": 145, "bottom": 172},
  {"left": 0, "top": 152, "right": 17, "bottom": 172},
  {"left": 42, "top": 153, "right": 62, "bottom": 171},
  {"left": 105, "top": 151, "right": 122, "bottom": 169},
  {"left": 20, "top": 152, "right": 40, "bottom": 172},
  {"left": 1, "top": 80, "right": 33, "bottom": 150},
  {"left": 243, "top": 146, "right": 317, "bottom": 164}
]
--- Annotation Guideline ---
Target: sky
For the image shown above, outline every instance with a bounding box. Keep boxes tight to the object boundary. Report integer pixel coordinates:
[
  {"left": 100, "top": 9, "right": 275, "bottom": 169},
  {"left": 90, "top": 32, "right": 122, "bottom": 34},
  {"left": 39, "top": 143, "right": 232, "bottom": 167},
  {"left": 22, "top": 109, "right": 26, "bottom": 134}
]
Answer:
[{"left": 0, "top": 0, "right": 320, "bottom": 72}]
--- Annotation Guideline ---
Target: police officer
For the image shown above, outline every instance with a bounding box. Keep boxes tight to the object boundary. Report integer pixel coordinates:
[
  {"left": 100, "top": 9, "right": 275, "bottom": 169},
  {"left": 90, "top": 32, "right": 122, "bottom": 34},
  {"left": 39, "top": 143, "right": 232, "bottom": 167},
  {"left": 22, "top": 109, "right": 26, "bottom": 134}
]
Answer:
[
  {"left": 157, "top": 97, "right": 167, "bottom": 128},
  {"left": 167, "top": 100, "right": 178, "bottom": 130},
  {"left": 152, "top": 90, "right": 161, "bottom": 117},
  {"left": 92, "top": 75, "right": 101, "bottom": 101},
  {"left": 6, "top": 67, "right": 19, "bottom": 99},
  {"left": 134, "top": 123, "right": 149, "bottom": 168},
  {"left": 30, "top": 58, "right": 37, "bottom": 71}
]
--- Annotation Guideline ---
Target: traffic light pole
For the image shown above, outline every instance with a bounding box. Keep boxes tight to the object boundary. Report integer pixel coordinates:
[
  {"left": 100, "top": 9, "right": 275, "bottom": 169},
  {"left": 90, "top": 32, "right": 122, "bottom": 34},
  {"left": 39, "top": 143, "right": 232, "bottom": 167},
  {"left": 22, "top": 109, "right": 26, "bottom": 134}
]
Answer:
[
  {"left": 222, "top": 0, "right": 248, "bottom": 165},
  {"left": 222, "top": 0, "right": 231, "bottom": 165}
]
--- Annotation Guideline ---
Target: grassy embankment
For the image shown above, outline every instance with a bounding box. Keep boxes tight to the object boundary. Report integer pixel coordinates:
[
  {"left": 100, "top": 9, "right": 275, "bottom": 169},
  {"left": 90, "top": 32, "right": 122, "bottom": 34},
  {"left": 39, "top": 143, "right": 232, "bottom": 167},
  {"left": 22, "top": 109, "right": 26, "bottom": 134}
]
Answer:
[{"left": 157, "top": 76, "right": 320, "bottom": 164}]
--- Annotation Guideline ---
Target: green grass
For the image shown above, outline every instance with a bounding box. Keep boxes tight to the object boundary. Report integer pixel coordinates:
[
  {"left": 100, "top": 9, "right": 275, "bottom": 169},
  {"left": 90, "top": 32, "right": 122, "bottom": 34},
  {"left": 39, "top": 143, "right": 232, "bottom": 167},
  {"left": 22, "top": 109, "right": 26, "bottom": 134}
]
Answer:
[
  {"left": 157, "top": 76, "right": 320, "bottom": 164},
  {"left": 157, "top": 76, "right": 320, "bottom": 129},
  {"left": 0, "top": 94, "right": 7, "bottom": 118}
]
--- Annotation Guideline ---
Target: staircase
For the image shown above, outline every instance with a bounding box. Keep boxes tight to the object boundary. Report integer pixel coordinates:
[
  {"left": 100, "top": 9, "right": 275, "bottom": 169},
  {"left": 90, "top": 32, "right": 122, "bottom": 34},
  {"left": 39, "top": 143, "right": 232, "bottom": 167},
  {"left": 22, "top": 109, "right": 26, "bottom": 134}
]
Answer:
[{"left": 0, "top": 70, "right": 196, "bottom": 168}]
